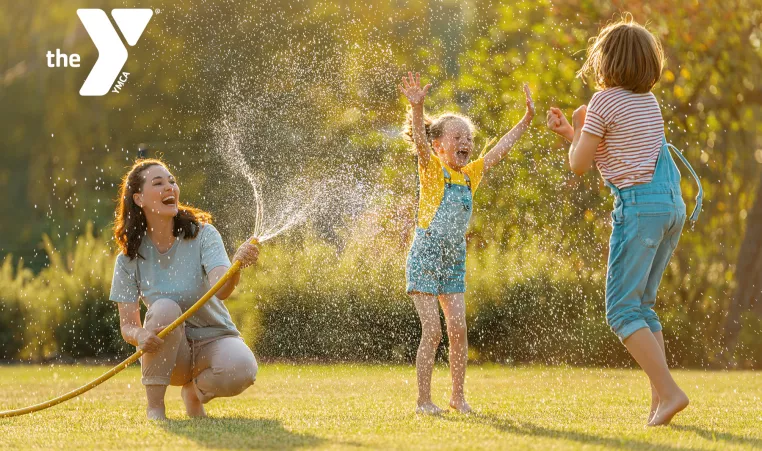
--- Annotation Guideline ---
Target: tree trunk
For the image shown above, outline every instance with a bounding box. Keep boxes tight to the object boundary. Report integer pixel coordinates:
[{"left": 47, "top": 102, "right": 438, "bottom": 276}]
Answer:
[{"left": 723, "top": 170, "right": 762, "bottom": 363}]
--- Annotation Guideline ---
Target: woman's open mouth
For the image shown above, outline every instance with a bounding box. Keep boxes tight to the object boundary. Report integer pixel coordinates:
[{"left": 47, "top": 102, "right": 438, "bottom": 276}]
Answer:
[
  {"left": 457, "top": 149, "right": 470, "bottom": 158},
  {"left": 161, "top": 195, "right": 176, "bottom": 206}
]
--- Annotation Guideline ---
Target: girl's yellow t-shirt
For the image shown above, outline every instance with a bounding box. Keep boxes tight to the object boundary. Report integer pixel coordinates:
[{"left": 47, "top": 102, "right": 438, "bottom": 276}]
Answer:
[{"left": 417, "top": 154, "right": 485, "bottom": 229}]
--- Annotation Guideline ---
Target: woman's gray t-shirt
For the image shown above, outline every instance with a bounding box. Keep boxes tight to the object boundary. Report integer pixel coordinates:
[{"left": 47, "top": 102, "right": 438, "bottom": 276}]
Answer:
[{"left": 109, "top": 223, "right": 241, "bottom": 341}]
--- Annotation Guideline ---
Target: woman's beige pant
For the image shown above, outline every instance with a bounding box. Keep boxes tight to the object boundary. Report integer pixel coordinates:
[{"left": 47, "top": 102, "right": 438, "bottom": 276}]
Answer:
[{"left": 140, "top": 298, "right": 258, "bottom": 403}]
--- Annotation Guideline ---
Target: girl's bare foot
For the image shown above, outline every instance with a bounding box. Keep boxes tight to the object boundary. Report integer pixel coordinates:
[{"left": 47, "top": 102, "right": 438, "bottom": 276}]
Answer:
[
  {"left": 648, "top": 390, "right": 689, "bottom": 426},
  {"left": 449, "top": 398, "right": 472, "bottom": 414},
  {"left": 416, "top": 401, "right": 445, "bottom": 415},
  {"left": 146, "top": 406, "right": 167, "bottom": 420},
  {"left": 181, "top": 382, "right": 207, "bottom": 418},
  {"left": 648, "top": 393, "right": 659, "bottom": 423}
]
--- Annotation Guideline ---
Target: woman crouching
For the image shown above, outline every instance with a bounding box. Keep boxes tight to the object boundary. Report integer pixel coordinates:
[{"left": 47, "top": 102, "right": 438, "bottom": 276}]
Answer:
[{"left": 110, "top": 158, "right": 259, "bottom": 420}]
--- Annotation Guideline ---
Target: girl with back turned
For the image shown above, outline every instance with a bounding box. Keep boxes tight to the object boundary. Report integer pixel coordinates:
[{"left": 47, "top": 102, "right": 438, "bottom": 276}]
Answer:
[{"left": 547, "top": 15, "right": 703, "bottom": 426}]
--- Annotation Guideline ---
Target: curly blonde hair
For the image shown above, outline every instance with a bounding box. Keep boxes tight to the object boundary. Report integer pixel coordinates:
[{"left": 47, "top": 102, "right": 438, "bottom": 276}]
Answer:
[{"left": 402, "top": 110, "right": 475, "bottom": 154}]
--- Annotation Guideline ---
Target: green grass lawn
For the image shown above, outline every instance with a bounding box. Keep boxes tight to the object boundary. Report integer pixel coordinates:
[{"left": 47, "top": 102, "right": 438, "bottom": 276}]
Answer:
[{"left": 0, "top": 364, "right": 760, "bottom": 450}]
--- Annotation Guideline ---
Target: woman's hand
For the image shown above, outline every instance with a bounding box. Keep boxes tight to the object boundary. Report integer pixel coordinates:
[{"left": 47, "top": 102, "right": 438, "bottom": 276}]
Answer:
[
  {"left": 522, "top": 83, "right": 535, "bottom": 125},
  {"left": 546, "top": 107, "right": 574, "bottom": 142},
  {"left": 210, "top": 240, "right": 258, "bottom": 301},
  {"left": 398, "top": 72, "right": 431, "bottom": 107},
  {"left": 137, "top": 327, "right": 164, "bottom": 353},
  {"left": 233, "top": 240, "right": 259, "bottom": 269}
]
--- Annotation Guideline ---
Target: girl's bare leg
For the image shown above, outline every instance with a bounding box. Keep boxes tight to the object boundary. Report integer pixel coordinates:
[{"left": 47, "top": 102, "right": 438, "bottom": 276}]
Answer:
[
  {"left": 412, "top": 293, "right": 444, "bottom": 414},
  {"left": 649, "top": 331, "right": 667, "bottom": 422},
  {"left": 623, "top": 328, "right": 688, "bottom": 426},
  {"left": 440, "top": 293, "right": 471, "bottom": 413}
]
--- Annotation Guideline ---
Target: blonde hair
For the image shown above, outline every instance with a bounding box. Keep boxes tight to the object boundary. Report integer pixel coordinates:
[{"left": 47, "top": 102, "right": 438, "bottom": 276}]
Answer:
[
  {"left": 577, "top": 13, "right": 664, "bottom": 94},
  {"left": 402, "top": 110, "right": 475, "bottom": 154}
]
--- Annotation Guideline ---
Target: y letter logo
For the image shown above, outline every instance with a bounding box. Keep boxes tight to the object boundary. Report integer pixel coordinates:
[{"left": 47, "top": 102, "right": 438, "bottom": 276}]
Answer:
[{"left": 77, "top": 9, "right": 153, "bottom": 96}]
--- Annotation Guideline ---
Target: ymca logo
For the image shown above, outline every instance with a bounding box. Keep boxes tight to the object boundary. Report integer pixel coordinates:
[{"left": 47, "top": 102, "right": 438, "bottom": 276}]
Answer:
[{"left": 46, "top": 9, "right": 153, "bottom": 96}]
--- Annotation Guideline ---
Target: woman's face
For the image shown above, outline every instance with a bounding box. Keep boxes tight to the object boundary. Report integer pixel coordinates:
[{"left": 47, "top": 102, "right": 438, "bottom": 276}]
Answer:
[
  {"left": 133, "top": 165, "right": 180, "bottom": 219},
  {"left": 433, "top": 119, "right": 474, "bottom": 170}
]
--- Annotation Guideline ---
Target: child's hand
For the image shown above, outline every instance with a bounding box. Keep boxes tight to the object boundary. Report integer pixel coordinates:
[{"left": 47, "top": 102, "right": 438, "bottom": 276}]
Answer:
[
  {"left": 572, "top": 105, "right": 587, "bottom": 129},
  {"left": 522, "top": 83, "right": 535, "bottom": 124},
  {"left": 398, "top": 72, "right": 431, "bottom": 107},
  {"left": 480, "top": 84, "right": 535, "bottom": 171},
  {"left": 546, "top": 107, "right": 574, "bottom": 142}
]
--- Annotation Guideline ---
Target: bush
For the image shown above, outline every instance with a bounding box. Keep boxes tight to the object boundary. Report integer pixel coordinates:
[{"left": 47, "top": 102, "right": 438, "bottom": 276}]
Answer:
[
  {"left": 228, "top": 235, "right": 423, "bottom": 362},
  {"left": 0, "top": 258, "right": 29, "bottom": 360},
  {"left": 2, "top": 221, "right": 756, "bottom": 369},
  {"left": 228, "top": 231, "right": 635, "bottom": 366},
  {"left": 8, "top": 223, "right": 130, "bottom": 361},
  {"left": 42, "top": 225, "right": 130, "bottom": 359}
]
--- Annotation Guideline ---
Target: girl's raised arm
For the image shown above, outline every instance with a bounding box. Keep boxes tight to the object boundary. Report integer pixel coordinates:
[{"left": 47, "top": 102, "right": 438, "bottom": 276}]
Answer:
[
  {"left": 547, "top": 105, "right": 600, "bottom": 175},
  {"left": 399, "top": 72, "right": 432, "bottom": 166},
  {"left": 482, "top": 83, "right": 535, "bottom": 171}
]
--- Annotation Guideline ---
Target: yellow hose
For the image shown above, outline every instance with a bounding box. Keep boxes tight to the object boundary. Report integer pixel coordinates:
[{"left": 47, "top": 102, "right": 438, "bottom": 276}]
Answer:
[{"left": 0, "top": 238, "right": 257, "bottom": 418}]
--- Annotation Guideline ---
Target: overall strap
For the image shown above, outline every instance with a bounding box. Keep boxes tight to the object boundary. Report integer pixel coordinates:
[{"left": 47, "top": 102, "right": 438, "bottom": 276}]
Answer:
[
  {"left": 442, "top": 166, "right": 472, "bottom": 192},
  {"left": 442, "top": 166, "right": 452, "bottom": 186},
  {"left": 605, "top": 180, "right": 621, "bottom": 198},
  {"left": 666, "top": 141, "right": 704, "bottom": 226}
]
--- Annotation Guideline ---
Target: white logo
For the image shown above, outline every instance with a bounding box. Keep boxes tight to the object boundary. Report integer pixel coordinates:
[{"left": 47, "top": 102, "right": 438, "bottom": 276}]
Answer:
[{"left": 76, "top": 9, "right": 153, "bottom": 96}]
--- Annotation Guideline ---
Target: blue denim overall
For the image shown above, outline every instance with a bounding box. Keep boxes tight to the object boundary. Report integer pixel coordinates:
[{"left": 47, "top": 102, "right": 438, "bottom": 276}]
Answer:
[
  {"left": 406, "top": 167, "right": 473, "bottom": 295},
  {"left": 605, "top": 137, "right": 703, "bottom": 340}
]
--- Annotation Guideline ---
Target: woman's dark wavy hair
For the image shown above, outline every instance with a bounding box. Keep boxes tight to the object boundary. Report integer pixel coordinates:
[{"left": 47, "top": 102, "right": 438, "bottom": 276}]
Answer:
[{"left": 113, "top": 158, "right": 212, "bottom": 260}]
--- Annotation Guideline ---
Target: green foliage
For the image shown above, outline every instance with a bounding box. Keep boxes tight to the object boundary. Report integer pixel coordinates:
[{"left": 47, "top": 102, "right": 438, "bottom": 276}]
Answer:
[
  {"left": 227, "top": 234, "right": 419, "bottom": 362},
  {"left": 0, "top": 223, "right": 130, "bottom": 360},
  {"left": 1, "top": 1, "right": 761, "bottom": 366},
  {"left": 228, "top": 233, "right": 627, "bottom": 366},
  {"left": 42, "top": 224, "right": 130, "bottom": 358},
  {"left": 0, "top": 259, "right": 29, "bottom": 360}
]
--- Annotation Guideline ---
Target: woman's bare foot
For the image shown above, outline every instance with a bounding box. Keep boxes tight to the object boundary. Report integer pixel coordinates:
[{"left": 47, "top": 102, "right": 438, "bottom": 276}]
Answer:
[
  {"left": 416, "top": 400, "right": 445, "bottom": 415},
  {"left": 449, "top": 398, "right": 472, "bottom": 414},
  {"left": 648, "top": 390, "right": 689, "bottom": 426},
  {"left": 146, "top": 406, "right": 167, "bottom": 420},
  {"left": 181, "top": 382, "right": 207, "bottom": 418},
  {"left": 145, "top": 385, "right": 168, "bottom": 420}
]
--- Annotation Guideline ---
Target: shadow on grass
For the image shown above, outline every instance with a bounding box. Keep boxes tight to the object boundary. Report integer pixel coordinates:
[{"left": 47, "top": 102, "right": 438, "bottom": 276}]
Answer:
[
  {"left": 670, "top": 425, "right": 762, "bottom": 449},
  {"left": 440, "top": 412, "right": 685, "bottom": 451},
  {"left": 159, "top": 416, "right": 325, "bottom": 449}
]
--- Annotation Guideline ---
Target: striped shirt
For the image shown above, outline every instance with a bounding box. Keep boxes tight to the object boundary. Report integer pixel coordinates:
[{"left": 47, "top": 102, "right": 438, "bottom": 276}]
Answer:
[{"left": 582, "top": 87, "right": 664, "bottom": 189}]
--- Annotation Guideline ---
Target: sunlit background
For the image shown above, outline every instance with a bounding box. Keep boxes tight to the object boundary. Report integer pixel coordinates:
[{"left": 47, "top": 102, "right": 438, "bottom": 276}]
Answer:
[{"left": 1, "top": 0, "right": 761, "bottom": 369}]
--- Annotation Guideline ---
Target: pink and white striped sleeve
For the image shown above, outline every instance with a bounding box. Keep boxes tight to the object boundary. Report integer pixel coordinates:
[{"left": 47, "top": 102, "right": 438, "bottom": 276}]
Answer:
[{"left": 581, "top": 91, "right": 607, "bottom": 138}]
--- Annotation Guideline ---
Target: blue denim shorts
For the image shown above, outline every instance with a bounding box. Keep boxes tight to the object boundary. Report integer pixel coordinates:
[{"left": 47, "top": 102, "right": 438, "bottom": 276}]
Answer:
[
  {"left": 605, "top": 189, "right": 686, "bottom": 341},
  {"left": 406, "top": 227, "right": 467, "bottom": 295}
]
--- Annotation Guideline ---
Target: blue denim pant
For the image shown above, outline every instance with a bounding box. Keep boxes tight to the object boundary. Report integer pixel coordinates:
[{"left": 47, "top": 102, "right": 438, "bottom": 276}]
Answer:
[{"left": 605, "top": 139, "right": 702, "bottom": 341}]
